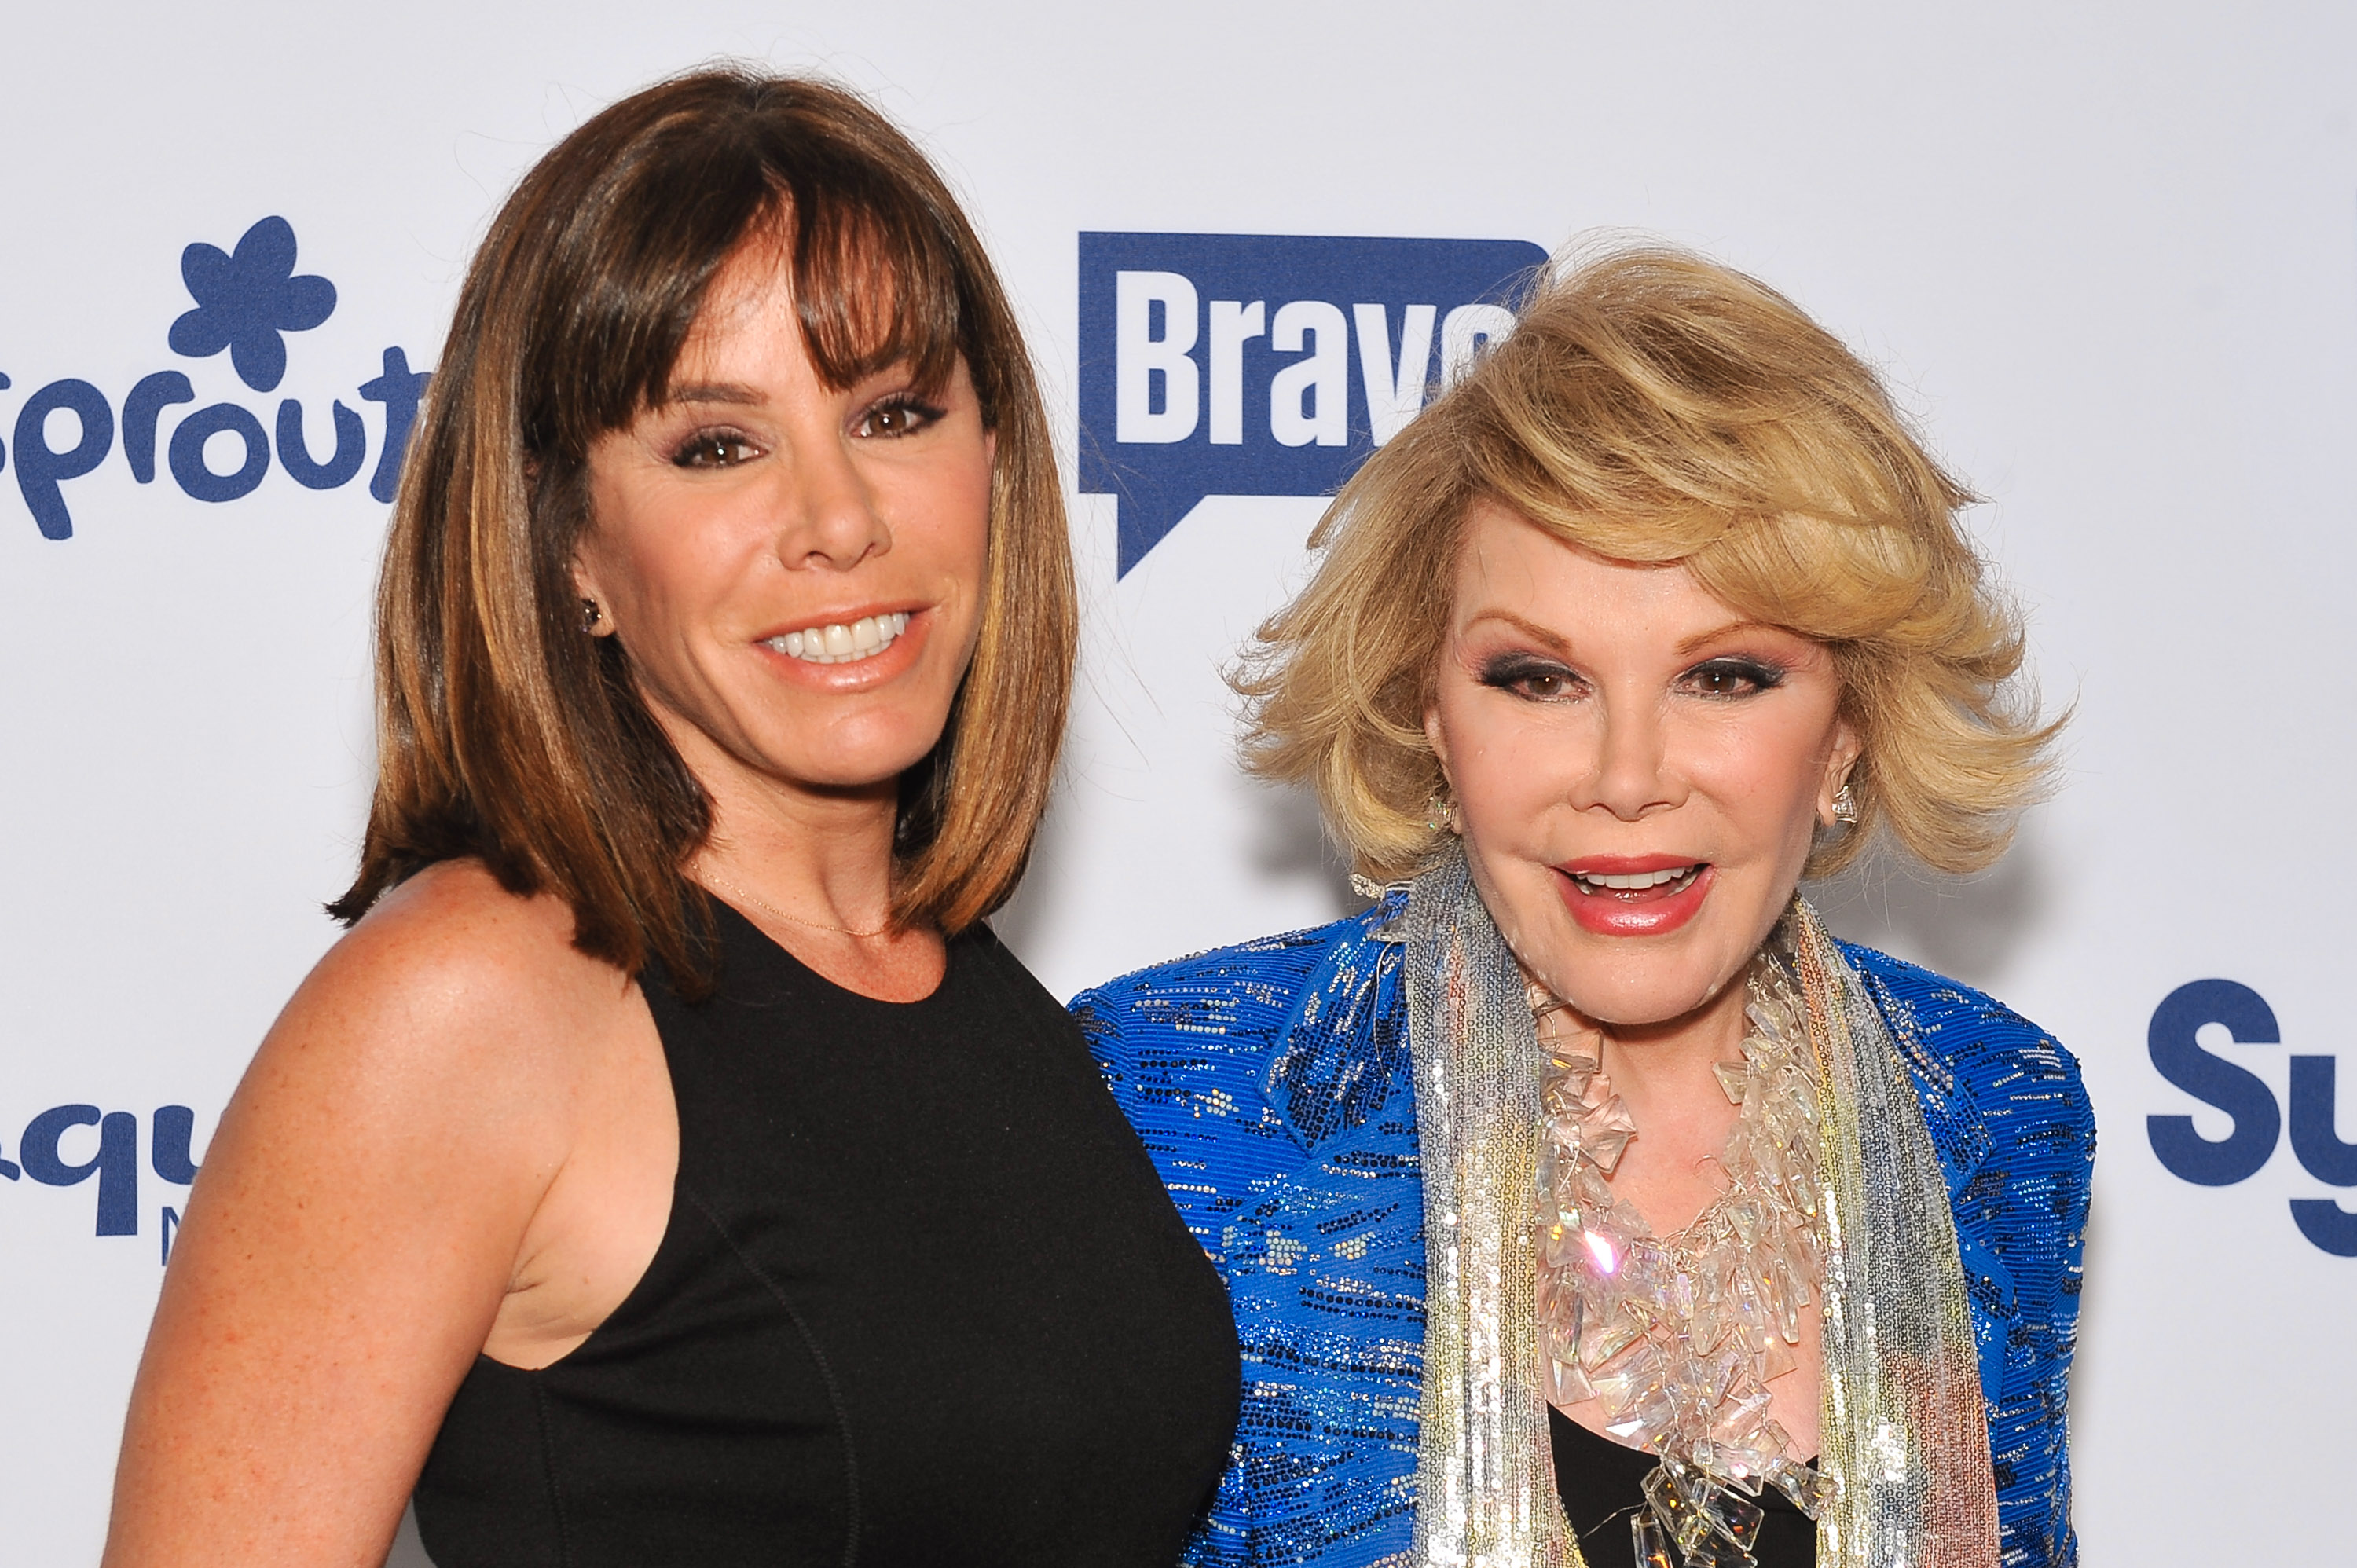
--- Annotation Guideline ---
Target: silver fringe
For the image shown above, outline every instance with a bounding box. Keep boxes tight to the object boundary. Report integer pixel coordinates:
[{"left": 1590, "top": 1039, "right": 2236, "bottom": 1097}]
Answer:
[{"left": 1399, "top": 848, "right": 1582, "bottom": 1568}]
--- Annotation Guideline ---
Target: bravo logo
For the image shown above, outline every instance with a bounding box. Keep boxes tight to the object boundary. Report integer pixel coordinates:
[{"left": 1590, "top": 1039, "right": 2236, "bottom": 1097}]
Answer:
[
  {"left": 1077, "top": 232, "right": 1545, "bottom": 574},
  {"left": 0, "top": 215, "right": 430, "bottom": 539},
  {"left": 0, "top": 1104, "right": 213, "bottom": 1263},
  {"left": 2146, "top": 979, "right": 2357, "bottom": 1255}
]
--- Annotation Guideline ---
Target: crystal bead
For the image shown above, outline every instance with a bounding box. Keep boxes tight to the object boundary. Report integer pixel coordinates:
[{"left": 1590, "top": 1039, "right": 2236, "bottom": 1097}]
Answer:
[
  {"left": 1545, "top": 1356, "right": 1594, "bottom": 1406},
  {"left": 1632, "top": 1511, "right": 1675, "bottom": 1568},
  {"left": 1581, "top": 1310, "right": 1644, "bottom": 1370},
  {"left": 1641, "top": 1463, "right": 1707, "bottom": 1537},
  {"left": 1677, "top": 1530, "right": 1756, "bottom": 1568},
  {"left": 1764, "top": 1454, "right": 1838, "bottom": 1519},
  {"left": 1585, "top": 1123, "right": 1635, "bottom": 1175},
  {"left": 1535, "top": 958, "right": 1827, "bottom": 1547},
  {"left": 1710, "top": 1486, "right": 1765, "bottom": 1548},
  {"left": 1605, "top": 1385, "right": 1676, "bottom": 1449},
  {"left": 1713, "top": 1060, "right": 1750, "bottom": 1104}
]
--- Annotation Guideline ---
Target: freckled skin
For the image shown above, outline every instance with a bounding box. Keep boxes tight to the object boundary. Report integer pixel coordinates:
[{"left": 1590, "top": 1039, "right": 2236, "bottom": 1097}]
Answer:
[{"left": 1423, "top": 500, "right": 1859, "bottom": 1456}]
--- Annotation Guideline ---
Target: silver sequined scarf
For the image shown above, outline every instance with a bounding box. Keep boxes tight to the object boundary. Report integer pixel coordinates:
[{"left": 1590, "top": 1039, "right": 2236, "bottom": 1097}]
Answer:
[{"left": 1395, "top": 848, "right": 1999, "bottom": 1568}]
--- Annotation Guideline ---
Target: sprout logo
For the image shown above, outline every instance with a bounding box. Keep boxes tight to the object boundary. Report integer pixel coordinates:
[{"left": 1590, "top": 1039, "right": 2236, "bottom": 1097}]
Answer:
[{"left": 1, "top": 214, "right": 431, "bottom": 539}]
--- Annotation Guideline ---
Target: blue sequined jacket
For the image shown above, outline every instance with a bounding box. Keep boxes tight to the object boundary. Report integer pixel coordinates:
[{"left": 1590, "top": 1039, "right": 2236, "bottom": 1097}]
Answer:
[{"left": 1072, "top": 899, "right": 2094, "bottom": 1568}]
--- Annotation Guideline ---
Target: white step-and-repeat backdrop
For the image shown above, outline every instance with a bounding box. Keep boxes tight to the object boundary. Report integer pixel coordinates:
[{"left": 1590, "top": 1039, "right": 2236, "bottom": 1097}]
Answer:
[{"left": 4, "top": 4, "right": 2350, "bottom": 1562}]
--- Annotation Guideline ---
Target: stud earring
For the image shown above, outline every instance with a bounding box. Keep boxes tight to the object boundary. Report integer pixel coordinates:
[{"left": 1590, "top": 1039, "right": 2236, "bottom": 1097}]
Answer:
[
  {"left": 581, "top": 597, "right": 603, "bottom": 634},
  {"left": 1831, "top": 782, "right": 1859, "bottom": 826},
  {"left": 1425, "top": 793, "right": 1462, "bottom": 836}
]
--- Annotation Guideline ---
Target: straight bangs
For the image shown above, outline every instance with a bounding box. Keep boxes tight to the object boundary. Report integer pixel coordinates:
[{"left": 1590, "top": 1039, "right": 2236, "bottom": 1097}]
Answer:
[
  {"left": 523, "top": 122, "right": 970, "bottom": 471},
  {"left": 336, "top": 68, "right": 1076, "bottom": 997}
]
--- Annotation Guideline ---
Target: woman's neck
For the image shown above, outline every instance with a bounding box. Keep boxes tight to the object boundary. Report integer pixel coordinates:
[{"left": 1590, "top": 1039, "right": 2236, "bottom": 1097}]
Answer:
[
  {"left": 1582, "top": 970, "right": 1755, "bottom": 1215},
  {"left": 697, "top": 777, "right": 900, "bottom": 932},
  {"left": 678, "top": 732, "right": 944, "bottom": 1002}
]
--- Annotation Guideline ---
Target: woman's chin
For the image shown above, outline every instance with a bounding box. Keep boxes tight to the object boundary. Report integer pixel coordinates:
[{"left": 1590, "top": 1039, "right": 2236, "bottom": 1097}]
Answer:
[
  {"left": 1551, "top": 989, "right": 1721, "bottom": 1034},
  {"left": 1527, "top": 942, "right": 1753, "bottom": 1034}
]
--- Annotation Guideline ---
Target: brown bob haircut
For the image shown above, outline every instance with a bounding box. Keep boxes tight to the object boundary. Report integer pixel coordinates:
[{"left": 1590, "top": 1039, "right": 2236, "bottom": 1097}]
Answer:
[
  {"left": 330, "top": 68, "right": 1076, "bottom": 995},
  {"left": 1240, "top": 244, "right": 2058, "bottom": 883}
]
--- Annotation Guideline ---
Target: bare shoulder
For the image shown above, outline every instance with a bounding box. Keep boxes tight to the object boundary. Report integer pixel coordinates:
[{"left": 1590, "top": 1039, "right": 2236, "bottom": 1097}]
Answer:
[
  {"left": 280, "top": 861, "right": 634, "bottom": 1092},
  {"left": 218, "top": 859, "right": 647, "bottom": 1207},
  {"left": 324, "top": 859, "right": 629, "bottom": 1024},
  {"left": 104, "top": 863, "right": 657, "bottom": 1564}
]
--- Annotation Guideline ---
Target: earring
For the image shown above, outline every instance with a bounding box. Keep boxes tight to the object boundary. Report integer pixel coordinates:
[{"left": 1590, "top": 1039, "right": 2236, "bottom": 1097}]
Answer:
[
  {"left": 1425, "top": 793, "right": 1462, "bottom": 836},
  {"left": 1831, "top": 782, "right": 1859, "bottom": 826},
  {"left": 581, "top": 596, "right": 603, "bottom": 634}
]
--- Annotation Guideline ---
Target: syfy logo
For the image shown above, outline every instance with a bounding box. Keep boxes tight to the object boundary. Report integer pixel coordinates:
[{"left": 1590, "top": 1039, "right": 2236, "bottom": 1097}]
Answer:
[
  {"left": 0, "top": 215, "right": 431, "bottom": 540},
  {"left": 2146, "top": 979, "right": 2357, "bottom": 1255},
  {"left": 1077, "top": 232, "right": 1545, "bottom": 574},
  {"left": 0, "top": 1103, "right": 211, "bottom": 1263}
]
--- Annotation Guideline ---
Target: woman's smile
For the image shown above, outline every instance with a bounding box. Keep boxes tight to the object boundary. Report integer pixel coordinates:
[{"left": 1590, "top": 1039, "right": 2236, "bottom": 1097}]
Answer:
[
  {"left": 1555, "top": 855, "right": 1714, "bottom": 937},
  {"left": 750, "top": 604, "right": 934, "bottom": 693},
  {"left": 761, "top": 609, "right": 913, "bottom": 665}
]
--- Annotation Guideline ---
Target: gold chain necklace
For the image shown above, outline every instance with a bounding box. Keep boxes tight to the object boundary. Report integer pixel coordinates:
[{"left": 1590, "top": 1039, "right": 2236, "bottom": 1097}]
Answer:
[{"left": 698, "top": 869, "right": 893, "bottom": 940}]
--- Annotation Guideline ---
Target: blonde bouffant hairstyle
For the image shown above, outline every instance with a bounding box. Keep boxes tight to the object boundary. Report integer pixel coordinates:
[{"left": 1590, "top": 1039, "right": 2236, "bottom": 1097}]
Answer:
[{"left": 1237, "top": 244, "right": 2058, "bottom": 882}]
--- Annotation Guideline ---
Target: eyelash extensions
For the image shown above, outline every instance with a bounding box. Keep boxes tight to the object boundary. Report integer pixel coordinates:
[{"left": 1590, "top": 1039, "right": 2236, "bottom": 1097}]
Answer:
[
  {"left": 1475, "top": 652, "right": 1579, "bottom": 700},
  {"left": 1472, "top": 651, "right": 1791, "bottom": 702},
  {"left": 1682, "top": 656, "right": 1788, "bottom": 697}
]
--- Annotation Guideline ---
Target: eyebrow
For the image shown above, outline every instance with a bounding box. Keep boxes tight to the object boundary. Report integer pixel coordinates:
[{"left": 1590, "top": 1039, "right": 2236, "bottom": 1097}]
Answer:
[
  {"left": 1674, "top": 620, "right": 1789, "bottom": 657},
  {"left": 662, "top": 381, "right": 765, "bottom": 408},
  {"left": 1464, "top": 609, "right": 1794, "bottom": 659},
  {"left": 1463, "top": 609, "right": 1573, "bottom": 652}
]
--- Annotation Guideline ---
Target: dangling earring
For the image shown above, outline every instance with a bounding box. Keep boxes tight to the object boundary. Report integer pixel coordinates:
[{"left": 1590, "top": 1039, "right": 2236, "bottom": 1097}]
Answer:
[
  {"left": 581, "top": 596, "right": 603, "bottom": 634},
  {"left": 1831, "top": 782, "right": 1859, "bottom": 826},
  {"left": 1426, "top": 792, "right": 1462, "bottom": 836}
]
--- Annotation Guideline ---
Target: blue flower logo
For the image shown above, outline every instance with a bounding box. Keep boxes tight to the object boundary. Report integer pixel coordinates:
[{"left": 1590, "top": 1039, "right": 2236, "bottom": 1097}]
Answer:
[{"left": 167, "top": 216, "right": 336, "bottom": 393}]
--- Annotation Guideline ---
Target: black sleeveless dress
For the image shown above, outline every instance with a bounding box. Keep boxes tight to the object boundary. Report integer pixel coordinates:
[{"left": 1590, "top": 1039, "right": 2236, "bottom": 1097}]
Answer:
[{"left": 413, "top": 907, "right": 1241, "bottom": 1566}]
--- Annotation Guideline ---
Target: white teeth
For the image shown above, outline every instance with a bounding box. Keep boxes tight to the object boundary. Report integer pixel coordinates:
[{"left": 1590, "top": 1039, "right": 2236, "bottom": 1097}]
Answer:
[
  {"left": 765, "top": 612, "right": 911, "bottom": 665},
  {"left": 1574, "top": 865, "right": 1700, "bottom": 892}
]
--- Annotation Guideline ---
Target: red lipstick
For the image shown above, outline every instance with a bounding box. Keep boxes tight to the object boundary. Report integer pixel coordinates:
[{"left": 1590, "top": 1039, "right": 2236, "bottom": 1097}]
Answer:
[{"left": 1553, "top": 854, "right": 1714, "bottom": 938}]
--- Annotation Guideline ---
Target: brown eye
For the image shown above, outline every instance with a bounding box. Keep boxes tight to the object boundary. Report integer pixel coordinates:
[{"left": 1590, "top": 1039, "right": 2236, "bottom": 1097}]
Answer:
[
  {"left": 1680, "top": 658, "right": 1785, "bottom": 698},
  {"left": 856, "top": 396, "right": 945, "bottom": 439},
  {"left": 673, "top": 430, "right": 756, "bottom": 468},
  {"left": 1476, "top": 654, "right": 1584, "bottom": 702}
]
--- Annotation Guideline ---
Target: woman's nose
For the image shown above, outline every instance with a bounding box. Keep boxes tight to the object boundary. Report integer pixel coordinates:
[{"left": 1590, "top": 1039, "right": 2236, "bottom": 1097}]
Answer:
[
  {"left": 774, "top": 437, "right": 889, "bottom": 570},
  {"left": 1577, "top": 696, "right": 1680, "bottom": 821}
]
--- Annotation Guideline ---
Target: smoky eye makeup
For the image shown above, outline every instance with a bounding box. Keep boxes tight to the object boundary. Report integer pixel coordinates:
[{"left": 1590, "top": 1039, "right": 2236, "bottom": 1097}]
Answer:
[
  {"left": 1475, "top": 650, "right": 1585, "bottom": 702},
  {"left": 1678, "top": 654, "right": 1790, "bottom": 697}
]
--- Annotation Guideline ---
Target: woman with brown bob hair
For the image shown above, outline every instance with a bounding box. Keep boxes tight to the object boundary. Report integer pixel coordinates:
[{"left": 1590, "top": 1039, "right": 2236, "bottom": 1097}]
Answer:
[
  {"left": 106, "top": 69, "right": 1238, "bottom": 1568},
  {"left": 1078, "top": 247, "right": 2092, "bottom": 1568}
]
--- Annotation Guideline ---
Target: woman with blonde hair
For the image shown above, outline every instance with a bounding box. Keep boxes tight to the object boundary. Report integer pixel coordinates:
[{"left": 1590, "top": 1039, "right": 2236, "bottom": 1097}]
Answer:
[
  {"left": 1077, "top": 247, "right": 2091, "bottom": 1568},
  {"left": 106, "top": 69, "right": 1237, "bottom": 1567}
]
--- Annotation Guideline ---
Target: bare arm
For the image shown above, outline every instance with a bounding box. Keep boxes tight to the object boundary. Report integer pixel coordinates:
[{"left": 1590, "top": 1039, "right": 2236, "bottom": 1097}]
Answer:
[{"left": 103, "top": 866, "right": 640, "bottom": 1567}]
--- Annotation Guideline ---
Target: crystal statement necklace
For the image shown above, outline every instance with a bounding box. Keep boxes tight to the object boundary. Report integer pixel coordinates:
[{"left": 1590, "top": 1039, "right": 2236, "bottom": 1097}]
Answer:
[{"left": 1530, "top": 960, "right": 1838, "bottom": 1567}]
